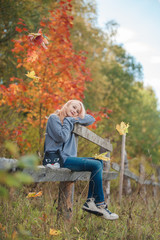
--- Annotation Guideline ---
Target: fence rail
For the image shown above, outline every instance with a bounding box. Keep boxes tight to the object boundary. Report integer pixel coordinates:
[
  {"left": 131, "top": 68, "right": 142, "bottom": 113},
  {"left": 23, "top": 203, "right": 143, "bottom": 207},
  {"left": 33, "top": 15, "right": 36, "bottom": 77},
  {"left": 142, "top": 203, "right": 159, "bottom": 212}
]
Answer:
[{"left": 73, "top": 124, "right": 113, "bottom": 151}]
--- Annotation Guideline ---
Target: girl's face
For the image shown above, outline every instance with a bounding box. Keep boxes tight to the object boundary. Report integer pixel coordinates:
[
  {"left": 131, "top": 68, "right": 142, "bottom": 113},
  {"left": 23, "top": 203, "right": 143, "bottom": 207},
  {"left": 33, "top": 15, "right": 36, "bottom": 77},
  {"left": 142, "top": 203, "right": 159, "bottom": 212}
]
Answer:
[{"left": 66, "top": 102, "right": 81, "bottom": 118}]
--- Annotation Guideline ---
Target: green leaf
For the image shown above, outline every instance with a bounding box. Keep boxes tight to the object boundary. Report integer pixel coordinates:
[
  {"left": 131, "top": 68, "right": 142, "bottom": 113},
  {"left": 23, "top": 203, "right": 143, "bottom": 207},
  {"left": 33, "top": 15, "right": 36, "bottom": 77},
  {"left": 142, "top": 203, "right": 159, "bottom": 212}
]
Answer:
[
  {"left": 14, "top": 172, "right": 33, "bottom": 184},
  {"left": 18, "top": 154, "right": 39, "bottom": 169},
  {"left": 5, "top": 174, "right": 21, "bottom": 187},
  {"left": 4, "top": 141, "right": 19, "bottom": 158},
  {"left": 18, "top": 225, "right": 32, "bottom": 237}
]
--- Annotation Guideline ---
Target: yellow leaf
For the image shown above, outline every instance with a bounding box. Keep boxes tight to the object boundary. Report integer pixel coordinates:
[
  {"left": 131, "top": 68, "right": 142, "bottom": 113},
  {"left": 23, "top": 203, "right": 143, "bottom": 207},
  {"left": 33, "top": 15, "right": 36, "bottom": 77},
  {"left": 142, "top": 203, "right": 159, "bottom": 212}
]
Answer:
[
  {"left": 93, "top": 151, "right": 110, "bottom": 162},
  {"left": 116, "top": 122, "right": 129, "bottom": 135},
  {"left": 49, "top": 228, "right": 62, "bottom": 236},
  {"left": 26, "top": 192, "right": 36, "bottom": 198},
  {"left": 74, "top": 226, "right": 80, "bottom": 233},
  {"left": 12, "top": 230, "right": 18, "bottom": 240},
  {"left": 35, "top": 191, "right": 42, "bottom": 197},
  {"left": 26, "top": 191, "right": 42, "bottom": 198},
  {"left": 25, "top": 71, "right": 39, "bottom": 80}
]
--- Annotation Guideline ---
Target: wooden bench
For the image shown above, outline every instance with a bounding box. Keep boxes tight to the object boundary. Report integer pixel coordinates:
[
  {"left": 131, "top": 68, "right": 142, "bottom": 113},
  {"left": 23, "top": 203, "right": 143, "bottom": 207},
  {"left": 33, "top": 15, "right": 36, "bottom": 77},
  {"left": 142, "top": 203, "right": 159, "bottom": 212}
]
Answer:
[{"left": 0, "top": 123, "right": 118, "bottom": 221}]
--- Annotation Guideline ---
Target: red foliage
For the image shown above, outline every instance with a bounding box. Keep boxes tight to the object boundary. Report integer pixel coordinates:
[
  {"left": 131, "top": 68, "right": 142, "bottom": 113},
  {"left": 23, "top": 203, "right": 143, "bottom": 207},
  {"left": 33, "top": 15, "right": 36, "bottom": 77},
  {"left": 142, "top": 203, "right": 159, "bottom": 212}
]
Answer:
[
  {"left": 107, "top": 109, "right": 113, "bottom": 114},
  {"left": 0, "top": 0, "right": 93, "bottom": 152},
  {"left": 15, "top": 27, "right": 23, "bottom": 33},
  {"left": 0, "top": 120, "right": 27, "bottom": 152}
]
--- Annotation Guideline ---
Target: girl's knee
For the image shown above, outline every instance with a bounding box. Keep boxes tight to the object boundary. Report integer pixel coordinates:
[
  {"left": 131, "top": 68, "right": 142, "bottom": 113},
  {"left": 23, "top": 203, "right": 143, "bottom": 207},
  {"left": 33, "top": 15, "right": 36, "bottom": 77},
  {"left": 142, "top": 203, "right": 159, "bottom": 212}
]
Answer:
[{"left": 93, "top": 160, "right": 103, "bottom": 170}]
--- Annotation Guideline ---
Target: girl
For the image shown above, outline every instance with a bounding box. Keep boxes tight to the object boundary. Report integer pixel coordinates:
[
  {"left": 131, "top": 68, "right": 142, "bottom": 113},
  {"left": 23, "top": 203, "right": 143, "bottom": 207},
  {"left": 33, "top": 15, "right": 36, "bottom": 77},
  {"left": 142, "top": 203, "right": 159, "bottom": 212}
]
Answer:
[{"left": 43, "top": 100, "right": 119, "bottom": 220}]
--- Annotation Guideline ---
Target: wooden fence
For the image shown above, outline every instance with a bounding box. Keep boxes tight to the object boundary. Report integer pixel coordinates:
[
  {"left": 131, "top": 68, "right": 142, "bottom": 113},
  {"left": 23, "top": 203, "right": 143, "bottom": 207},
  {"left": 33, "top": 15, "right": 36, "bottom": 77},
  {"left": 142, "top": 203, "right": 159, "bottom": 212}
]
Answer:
[{"left": 0, "top": 123, "right": 160, "bottom": 221}]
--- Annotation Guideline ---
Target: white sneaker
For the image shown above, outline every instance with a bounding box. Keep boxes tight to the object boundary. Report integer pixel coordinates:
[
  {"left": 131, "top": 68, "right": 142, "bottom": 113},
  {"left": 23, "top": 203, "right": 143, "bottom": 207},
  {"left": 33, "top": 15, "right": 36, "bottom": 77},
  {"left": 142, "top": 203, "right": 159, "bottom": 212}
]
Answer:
[
  {"left": 82, "top": 198, "right": 103, "bottom": 216},
  {"left": 46, "top": 163, "right": 60, "bottom": 169},
  {"left": 96, "top": 203, "right": 119, "bottom": 220}
]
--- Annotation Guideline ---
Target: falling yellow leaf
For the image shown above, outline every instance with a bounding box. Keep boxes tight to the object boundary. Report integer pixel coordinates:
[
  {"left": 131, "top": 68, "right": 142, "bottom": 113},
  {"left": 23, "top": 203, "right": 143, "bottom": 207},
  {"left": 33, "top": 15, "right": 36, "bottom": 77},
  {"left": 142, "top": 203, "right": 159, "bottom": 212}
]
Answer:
[
  {"left": 49, "top": 228, "right": 62, "bottom": 236},
  {"left": 28, "top": 32, "right": 41, "bottom": 40},
  {"left": 93, "top": 151, "right": 110, "bottom": 161},
  {"left": 116, "top": 122, "right": 129, "bottom": 135},
  {"left": 26, "top": 191, "right": 42, "bottom": 198},
  {"left": 25, "top": 71, "right": 39, "bottom": 80}
]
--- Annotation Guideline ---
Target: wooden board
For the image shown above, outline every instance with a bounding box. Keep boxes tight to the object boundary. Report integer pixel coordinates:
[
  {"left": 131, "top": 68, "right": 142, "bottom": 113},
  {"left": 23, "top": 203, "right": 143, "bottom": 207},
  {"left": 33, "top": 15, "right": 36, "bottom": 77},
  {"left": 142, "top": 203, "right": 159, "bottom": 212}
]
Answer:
[
  {"left": 23, "top": 167, "right": 118, "bottom": 182},
  {"left": 73, "top": 124, "right": 112, "bottom": 151},
  {"left": 0, "top": 158, "right": 159, "bottom": 186}
]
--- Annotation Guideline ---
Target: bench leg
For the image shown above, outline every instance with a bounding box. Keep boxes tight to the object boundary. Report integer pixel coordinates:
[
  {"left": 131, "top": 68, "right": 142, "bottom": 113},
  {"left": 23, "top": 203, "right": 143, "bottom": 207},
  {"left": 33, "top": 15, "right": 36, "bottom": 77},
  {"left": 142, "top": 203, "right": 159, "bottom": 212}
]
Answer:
[
  {"left": 100, "top": 144, "right": 111, "bottom": 205},
  {"left": 57, "top": 181, "right": 74, "bottom": 222}
]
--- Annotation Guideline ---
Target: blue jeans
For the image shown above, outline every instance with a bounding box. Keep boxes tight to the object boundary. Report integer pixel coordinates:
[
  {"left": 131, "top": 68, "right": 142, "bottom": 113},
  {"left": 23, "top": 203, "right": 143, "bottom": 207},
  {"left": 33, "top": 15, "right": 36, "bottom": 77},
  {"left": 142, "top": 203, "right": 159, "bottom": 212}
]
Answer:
[{"left": 63, "top": 157, "right": 104, "bottom": 203}]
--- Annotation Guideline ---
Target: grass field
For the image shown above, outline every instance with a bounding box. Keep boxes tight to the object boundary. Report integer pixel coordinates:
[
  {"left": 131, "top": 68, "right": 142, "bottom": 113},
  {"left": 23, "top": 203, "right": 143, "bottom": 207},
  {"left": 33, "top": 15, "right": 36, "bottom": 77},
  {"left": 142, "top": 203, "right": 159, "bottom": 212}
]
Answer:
[{"left": 0, "top": 181, "right": 160, "bottom": 240}]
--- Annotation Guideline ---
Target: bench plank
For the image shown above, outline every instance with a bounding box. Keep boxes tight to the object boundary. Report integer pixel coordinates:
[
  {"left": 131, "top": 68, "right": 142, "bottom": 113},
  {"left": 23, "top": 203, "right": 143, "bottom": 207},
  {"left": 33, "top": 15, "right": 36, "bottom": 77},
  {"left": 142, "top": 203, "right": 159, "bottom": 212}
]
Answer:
[
  {"left": 23, "top": 166, "right": 118, "bottom": 182},
  {"left": 73, "top": 124, "right": 112, "bottom": 151},
  {"left": 0, "top": 158, "right": 118, "bottom": 182},
  {"left": 1, "top": 158, "right": 159, "bottom": 186}
]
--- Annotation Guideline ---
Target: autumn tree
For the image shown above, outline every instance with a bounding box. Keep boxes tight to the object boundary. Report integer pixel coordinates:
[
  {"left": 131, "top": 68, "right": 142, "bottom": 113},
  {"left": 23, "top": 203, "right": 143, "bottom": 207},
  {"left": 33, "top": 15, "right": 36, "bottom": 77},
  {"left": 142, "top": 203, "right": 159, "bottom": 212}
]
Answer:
[{"left": 0, "top": 0, "right": 92, "bottom": 155}]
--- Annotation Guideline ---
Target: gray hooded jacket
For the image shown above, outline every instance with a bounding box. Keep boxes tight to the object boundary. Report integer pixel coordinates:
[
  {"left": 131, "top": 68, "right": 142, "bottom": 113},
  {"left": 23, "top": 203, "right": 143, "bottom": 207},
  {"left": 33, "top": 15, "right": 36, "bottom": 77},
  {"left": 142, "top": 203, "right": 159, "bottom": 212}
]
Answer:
[{"left": 44, "top": 114, "right": 95, "bottom": 163}]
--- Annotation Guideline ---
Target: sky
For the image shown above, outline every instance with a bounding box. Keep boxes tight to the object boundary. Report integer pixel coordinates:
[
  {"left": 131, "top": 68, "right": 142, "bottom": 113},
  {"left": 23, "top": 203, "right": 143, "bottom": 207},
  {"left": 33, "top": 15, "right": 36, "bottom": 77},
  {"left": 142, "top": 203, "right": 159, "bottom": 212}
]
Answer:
[{"left": 96, "top": 0, "right": 160, "bottom": 106}]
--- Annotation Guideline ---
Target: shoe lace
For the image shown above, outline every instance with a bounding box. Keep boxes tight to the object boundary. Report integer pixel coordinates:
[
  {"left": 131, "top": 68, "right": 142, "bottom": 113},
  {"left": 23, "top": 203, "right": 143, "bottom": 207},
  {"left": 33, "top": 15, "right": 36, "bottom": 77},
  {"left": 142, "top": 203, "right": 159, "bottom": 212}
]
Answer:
[
  {"left": 87, "top": 198, "right": 95, "bottom": 202},
  {"left": 105, "top": 208, "right": 112, "bottom": 215},
  {"left": 101, "top": 203, "right": 113, "bottom": 215}
]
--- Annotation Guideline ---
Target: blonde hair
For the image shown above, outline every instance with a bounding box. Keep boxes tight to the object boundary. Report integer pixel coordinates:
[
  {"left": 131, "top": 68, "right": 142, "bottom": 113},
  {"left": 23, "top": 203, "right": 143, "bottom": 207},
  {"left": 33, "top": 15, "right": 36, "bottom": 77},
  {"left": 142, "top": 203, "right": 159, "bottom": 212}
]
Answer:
[{"left": 55, "top": 100, "right": 85, "bottom": 123}]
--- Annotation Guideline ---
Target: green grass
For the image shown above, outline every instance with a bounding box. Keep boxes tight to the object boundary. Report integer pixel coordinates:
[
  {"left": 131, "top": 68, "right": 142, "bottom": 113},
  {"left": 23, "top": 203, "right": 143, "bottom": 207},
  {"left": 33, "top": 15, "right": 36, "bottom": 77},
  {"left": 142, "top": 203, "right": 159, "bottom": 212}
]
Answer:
[{"left": 0, "top": 182, "right": 160, "bottom": 240}]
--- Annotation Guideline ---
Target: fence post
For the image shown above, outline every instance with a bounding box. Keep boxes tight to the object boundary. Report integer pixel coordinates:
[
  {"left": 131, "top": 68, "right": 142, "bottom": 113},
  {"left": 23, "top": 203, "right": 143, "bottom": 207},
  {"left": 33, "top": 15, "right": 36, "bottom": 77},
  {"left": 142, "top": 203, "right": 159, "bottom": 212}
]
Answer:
[
  {"left": 139, "top": 163, "right": 146, "bottom": 201},
  {"left": 157, "top": 167, "right": 160, "bottom": 186},
  {"left": 100, "top": 139, "right": 110, "bottom": 205},
  {"left": 57, "top": 135, "right": 78, "bottom": 222},
  {"left": 119, "top": 133, "right": 126, "bottom": 203},
  {"left": 151, "top": 174, "right": 157, "bottom": 198},
  {"left": 123, "top": 151, "right": 132, "bottom": 195},
  {"left": 104, "top": 156, "right": 111, "bottom": 205}
]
